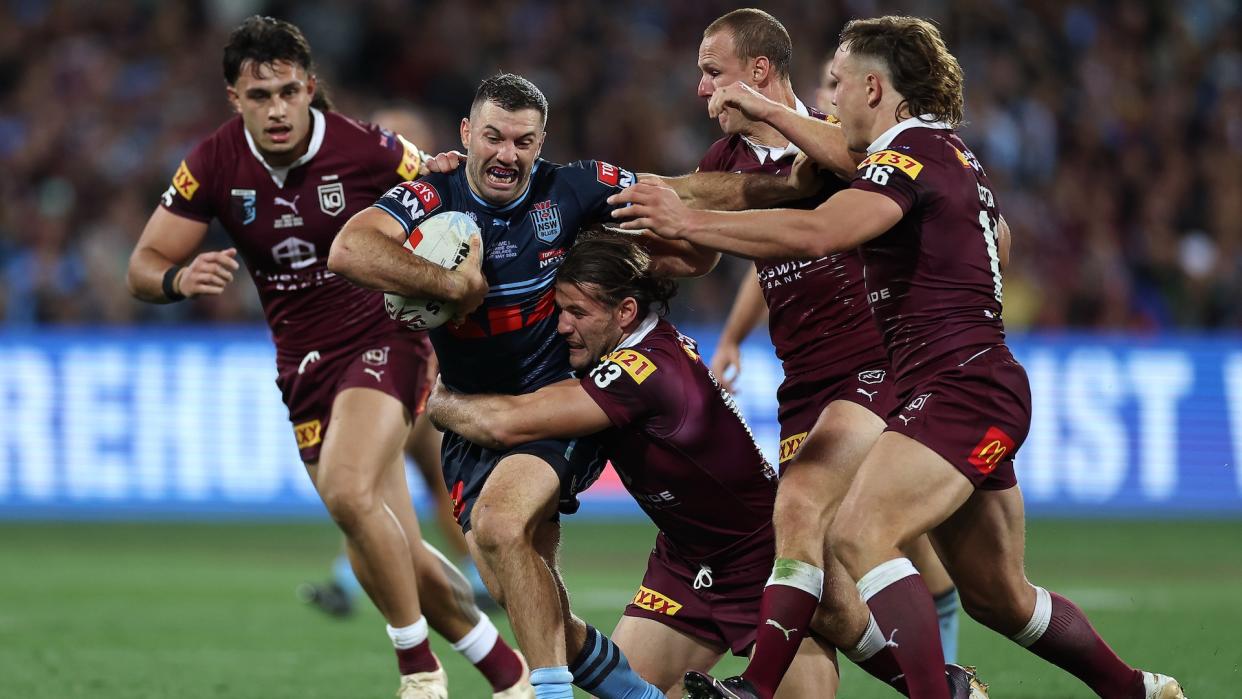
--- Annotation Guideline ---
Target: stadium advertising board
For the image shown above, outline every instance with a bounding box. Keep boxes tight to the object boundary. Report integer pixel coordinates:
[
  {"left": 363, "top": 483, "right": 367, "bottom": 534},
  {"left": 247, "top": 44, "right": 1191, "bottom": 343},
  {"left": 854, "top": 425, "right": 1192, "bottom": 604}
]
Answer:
[{"left": 1, "top": 328, "right": 1240, "bottom": 518}]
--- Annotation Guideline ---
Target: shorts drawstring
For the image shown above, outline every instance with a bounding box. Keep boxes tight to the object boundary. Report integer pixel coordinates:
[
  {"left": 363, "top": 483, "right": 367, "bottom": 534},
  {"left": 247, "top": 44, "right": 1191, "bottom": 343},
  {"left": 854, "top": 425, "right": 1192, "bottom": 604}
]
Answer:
[{"left": 693, "top": 564, "right": 714, "bottom": 590}]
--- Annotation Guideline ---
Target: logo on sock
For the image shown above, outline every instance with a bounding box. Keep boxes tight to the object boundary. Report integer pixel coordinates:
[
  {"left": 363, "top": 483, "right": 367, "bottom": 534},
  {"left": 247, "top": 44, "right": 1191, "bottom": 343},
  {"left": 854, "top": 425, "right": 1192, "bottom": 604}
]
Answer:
[{"left": 765, "top": 618, "right": 797, "bottom": 641}]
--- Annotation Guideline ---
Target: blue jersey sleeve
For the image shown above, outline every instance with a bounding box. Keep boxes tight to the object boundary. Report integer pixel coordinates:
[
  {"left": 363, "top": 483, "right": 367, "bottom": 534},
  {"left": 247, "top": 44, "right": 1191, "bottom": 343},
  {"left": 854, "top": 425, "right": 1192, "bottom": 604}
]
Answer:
[
  {"left": 564, "top": 160, "right": 637, "bottom": 224},
  {"left": 372, "top": 175, "right": 450, "bottom": 235}
]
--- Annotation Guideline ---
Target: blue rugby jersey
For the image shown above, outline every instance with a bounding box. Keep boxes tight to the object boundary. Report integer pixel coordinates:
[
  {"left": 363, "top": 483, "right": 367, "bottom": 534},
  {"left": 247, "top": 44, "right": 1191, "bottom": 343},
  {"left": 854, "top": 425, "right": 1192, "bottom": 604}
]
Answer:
[{"left": 372, "top": 158, "right": 635, "bottom": 394}]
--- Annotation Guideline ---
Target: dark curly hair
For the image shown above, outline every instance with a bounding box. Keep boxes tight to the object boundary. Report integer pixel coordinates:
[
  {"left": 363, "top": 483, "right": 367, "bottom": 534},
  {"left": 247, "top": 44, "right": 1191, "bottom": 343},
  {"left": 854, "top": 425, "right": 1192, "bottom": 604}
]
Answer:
[
  {"left": 558, "top": 234, "right": 677, "bottom": 317},
  {"left": 222, "top": 15, "right": 332, "bottom": 111},
  {"left": 840, "top": 16, "right": 964, "bottom": 127}
]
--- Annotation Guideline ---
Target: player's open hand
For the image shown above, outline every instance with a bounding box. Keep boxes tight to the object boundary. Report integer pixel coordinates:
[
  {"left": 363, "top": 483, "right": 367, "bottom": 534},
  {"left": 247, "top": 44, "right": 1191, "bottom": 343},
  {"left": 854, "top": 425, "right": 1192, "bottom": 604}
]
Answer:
[
  {"left": 710, "top": 340, "right": 743, "bottom": 394},
  {"left": 451, "top": 234, "right": 488, "bottom": 321},
  {"left": 709, "top": 81, "right": 778, "bottom": 123},
  {"left": 424, "top": 150, "right": 466, "bottom": 174},
  {"left": 177, "top": 248, "right": 239, "bottom": 297},
  {"left": 608, "top": 183, "right": 694, "bottom": 240}
]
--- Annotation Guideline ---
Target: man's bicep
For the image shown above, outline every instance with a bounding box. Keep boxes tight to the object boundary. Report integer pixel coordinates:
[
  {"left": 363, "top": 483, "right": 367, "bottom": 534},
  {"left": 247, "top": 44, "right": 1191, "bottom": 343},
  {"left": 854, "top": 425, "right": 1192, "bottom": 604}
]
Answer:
[
  {"left": 351, "top": 206, "right": 413, "bottom": 243},
  {"left": 816, "top": 188, "right": 905, "bottom": 249},
  {"left": 513, "top": 382, "right": 615, "bottom": 439},
  {"left": 133, "top": 207, "right": 212, "bottom": 264}
]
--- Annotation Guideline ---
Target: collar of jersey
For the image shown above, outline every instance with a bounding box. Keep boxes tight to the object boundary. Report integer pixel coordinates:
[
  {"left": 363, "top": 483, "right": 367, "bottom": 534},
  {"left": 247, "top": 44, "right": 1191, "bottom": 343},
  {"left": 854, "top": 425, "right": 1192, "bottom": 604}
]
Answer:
[
  {"left": 464, "top": 160, "right": 541, "bottom": 213},
  {"left": 741, "top": 97, "right": 809, "bottom": 164},
  {"left": 613, "top": 312, "right": 660, "bottom": 352},
  {"left": 866, "top": 114, "right": 952, "bottom": 154},
  {"left": 243, "top": 107, "right": 326, "bottom": 188}
]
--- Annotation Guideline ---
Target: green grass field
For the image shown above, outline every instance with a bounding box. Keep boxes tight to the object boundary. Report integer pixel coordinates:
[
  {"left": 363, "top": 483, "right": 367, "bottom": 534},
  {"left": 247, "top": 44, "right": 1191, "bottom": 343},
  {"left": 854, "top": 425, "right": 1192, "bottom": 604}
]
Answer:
[{"left": 1, "top": 518, "right": 1238, "bottom": 698}]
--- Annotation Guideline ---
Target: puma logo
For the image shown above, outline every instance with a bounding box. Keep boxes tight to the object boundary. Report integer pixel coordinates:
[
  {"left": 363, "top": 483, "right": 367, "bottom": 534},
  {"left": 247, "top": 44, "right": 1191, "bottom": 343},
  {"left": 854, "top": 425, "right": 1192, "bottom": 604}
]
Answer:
[
  {"left": 297, "top": 350, "right": 321, "bottom": 375},
  {"left": 765, "top": 618, "right": 796, "bottom": 642},
  {"left": 275, "top": 194, "right": 300, "bottom": 214},
  {"left": 364, "top": 368, "right": 384, "bottom": 382},
  {"left": 898, "top": 414, "right": 916, "bottom": 426},
  {"left": 856, "top": 388, "right": 878, "bottom": 402}
]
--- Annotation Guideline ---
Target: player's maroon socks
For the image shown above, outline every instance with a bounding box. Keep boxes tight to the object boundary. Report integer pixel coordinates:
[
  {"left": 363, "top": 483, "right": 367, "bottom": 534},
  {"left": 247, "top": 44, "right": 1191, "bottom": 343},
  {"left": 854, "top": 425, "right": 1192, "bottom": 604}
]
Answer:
[
  {"left": 450, "top": 616, "right": 525, "bottom": 691},
  {"left": 388, "top": 619, "right": 440, "bottom": 675},
  {"left": 858, "top": 558, "right": 950, "bottom": 699},
  {"left": 844, "top": 613, "right": 908, "bottom": 691},
  {"left": 739, "top": 558, "right": 823, "bottom": 698},
  {"left": 1012, "top": 588, "right": 1144, "bottom": 699}
]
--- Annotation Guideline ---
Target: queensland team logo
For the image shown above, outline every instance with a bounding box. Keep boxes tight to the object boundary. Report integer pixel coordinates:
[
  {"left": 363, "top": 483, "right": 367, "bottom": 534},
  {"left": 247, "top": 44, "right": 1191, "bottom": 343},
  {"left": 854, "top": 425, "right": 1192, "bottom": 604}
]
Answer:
[
  {"left": 230, "top": 188, "right": 256, "bottom": 225},
  {"left": 530, "top": 199, "right": 562, "bottom": 244},
  {"left": 317, "top": 182, "right": 346, "bottom": 216}
]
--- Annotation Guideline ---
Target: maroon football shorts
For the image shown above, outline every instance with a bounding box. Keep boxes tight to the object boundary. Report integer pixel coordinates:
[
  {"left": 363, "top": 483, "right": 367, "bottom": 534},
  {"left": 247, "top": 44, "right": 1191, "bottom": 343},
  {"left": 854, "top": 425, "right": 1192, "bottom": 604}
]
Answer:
[
  {"left": 623, "top": 528, "right": 774, "bottom": 657},
  {"left": 275, "top": 329, "right": 434, "bottom": 463},
  {"left": 886, "top": 345, "right": 1031, "bottom": 490},
  {"left": 775, "top": 363, "right": 896, "bottom": 468}
]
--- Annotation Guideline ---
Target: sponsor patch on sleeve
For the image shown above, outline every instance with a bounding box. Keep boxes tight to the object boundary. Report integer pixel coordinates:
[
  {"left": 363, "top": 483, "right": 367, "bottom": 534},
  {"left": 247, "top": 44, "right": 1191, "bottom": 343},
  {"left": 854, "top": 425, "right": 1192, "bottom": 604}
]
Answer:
[
  {"left": 604, "top": 349, "right": 658, "bottom": 384},
  {"left": 294, "top": 419, "right": 322, "bottom": 450},
  {"left": 172, "top": 160, "right": 200, "bottom": 200},
  {"left": 396, "top": 135, "right": 423, "bottom": 180},
  {"left": 857, "top": 149, "right": 925, "bottom": 179}
]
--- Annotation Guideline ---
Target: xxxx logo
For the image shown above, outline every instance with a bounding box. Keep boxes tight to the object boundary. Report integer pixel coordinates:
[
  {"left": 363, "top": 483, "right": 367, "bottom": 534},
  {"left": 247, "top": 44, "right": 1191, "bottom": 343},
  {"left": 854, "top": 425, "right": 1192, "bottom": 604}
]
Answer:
[
  {"left": 631, "top": 586, "right": 682, "bottom": 616},
  {"left": 293, "top": 419, "right": 322, "bottom": 450},
  {"left": 779, "top": 432, "right": 808, "bottom": 464}
]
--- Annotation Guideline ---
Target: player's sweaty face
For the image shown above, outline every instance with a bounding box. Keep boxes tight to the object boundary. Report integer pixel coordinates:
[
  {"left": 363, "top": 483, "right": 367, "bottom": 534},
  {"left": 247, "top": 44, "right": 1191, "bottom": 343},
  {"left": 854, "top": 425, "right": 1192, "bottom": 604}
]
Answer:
[
  {"left": 555, "top": 282, "right": 624, "bottom": 372},
  {"left": 697, "top": 31, "right": 751, "bottom": 134},
  {"left": 829, "top": 47, "right": 872, "bottom": 152},
  {"left": 228, "top": 60, "right": 315, "bottom": 167},
  {"left": 462, "top": 102, "right": 545, "bottom": 206}
]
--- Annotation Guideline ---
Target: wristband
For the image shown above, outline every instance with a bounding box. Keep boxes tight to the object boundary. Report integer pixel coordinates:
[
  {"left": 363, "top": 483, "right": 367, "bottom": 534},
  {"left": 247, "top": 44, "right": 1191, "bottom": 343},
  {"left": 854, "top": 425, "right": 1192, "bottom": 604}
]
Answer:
[{"left": 162, "top": 265, "right": 186, "bottom": 301}]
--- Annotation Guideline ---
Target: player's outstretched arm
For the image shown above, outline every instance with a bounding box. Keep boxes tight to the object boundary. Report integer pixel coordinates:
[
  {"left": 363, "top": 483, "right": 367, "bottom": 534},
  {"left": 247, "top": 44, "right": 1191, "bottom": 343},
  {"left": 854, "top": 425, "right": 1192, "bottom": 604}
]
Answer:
[
  {"left": 711, "top": 266, "right": 767, "bottom": 393},
  {"left": 708, "top": 82, "right": 862, "bottom": 179},
  {"left": 652, "top": 154, "right": 827, "bottom": 212},
  {"left": 329, "top": 208, "right": 487, "bottom": 314},
  {"left": 427, "top": 380, "right": 611, "bottom": 450},
  {"left": 127, "top": 207, "right": 238, "bottom": 303},
  {"left": 609, "top": 184, "right": 903, "bottom": 261}
]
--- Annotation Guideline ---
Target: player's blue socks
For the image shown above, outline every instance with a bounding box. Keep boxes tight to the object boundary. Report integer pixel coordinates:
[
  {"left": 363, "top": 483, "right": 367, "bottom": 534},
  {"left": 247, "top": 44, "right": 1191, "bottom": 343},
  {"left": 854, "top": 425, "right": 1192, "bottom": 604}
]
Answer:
[
  {"left": 569, "top": 624, "right": 664, "bottom": 699},
  {"left": 332, "top": 553, "right": 363, "bottom": 600},
  {"left": 530, "top": 666, "right": 574, "bottom": 699},
  {"left": 934, "top": 586, "right": 960, "bottom": 663}
]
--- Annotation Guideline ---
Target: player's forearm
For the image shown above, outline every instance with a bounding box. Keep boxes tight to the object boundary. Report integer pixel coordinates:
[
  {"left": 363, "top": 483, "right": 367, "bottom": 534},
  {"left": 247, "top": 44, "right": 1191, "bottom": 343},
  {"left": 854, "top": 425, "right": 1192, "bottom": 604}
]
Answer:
[
  {"left": 329, "top": 224, "right": 468, "bottom": 302},
  {"left": 719, "top": 267, "right": 767, "bottom": 345},
  {"left": 662, "top": 172, "right": 801, "bottom": 211},
  {"left": 642, "top": 235, "right": 720, "bottom": 278},
  {"left": 428, "top": 391, "right": 513, "bottom": 450},
  {"left": 764, "top": 110, "right": 860, "bottom": 181},
  {"left": 682, "top": 208, "right": 838, "bottom": 260},
  {"left": 126, "top": 246, "right": 183, "bottom": 304}
]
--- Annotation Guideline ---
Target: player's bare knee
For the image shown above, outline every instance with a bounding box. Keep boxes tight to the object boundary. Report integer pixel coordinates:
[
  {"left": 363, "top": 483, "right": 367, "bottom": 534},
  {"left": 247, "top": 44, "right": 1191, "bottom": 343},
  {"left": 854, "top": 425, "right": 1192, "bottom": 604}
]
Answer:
[
  {"left": 317, "top": 470, "right": 380, "bottom": 528},
  {"left": 774, "top": 487, "right": 829, "bottom": 548},
  {"left": 470, "top": 504, "right": 536, "bottom": 556},
  {"left": 958, "top": 574, "right": 1033, "bottom": 632}
]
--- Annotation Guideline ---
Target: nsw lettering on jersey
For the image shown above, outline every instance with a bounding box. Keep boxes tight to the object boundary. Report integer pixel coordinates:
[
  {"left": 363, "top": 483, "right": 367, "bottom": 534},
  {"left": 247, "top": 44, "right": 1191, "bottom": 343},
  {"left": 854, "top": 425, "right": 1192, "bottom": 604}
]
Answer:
[{"left": 372, "top": 158, "right": 635, "bottom": 394}]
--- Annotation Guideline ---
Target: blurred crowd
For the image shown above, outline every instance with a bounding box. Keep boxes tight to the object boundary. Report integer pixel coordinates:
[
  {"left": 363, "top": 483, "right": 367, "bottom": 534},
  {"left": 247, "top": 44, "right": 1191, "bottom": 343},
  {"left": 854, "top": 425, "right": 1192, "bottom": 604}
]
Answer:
[{"left": 1, "top": 0, "right": 1240, "bottom": 330}]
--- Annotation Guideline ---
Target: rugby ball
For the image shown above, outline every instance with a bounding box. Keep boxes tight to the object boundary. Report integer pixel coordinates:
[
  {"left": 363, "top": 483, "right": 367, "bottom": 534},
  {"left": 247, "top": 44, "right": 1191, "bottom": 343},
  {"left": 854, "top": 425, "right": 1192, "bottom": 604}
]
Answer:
[{"left": 384, "top": 210, "right": 477, "bottom": 331}]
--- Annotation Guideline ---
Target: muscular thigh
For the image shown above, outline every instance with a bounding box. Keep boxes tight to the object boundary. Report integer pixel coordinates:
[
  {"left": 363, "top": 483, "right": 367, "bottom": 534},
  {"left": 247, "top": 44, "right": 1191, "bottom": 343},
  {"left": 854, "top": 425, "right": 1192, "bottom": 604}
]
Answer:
[
  {"left": 612, "top": 616, "right": 724, "bottom": 694},
  {"left": 318, "top": 387, "right": 411, "bottom": 487},
  {"left": 780, "top": 399, "right": 885, "bottom": 512}
]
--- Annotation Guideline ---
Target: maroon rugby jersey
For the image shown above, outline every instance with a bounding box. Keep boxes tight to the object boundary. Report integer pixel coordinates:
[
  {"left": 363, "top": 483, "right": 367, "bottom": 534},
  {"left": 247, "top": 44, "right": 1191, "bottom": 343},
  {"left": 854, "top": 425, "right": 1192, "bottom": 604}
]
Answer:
[
  {"left": 849, "top": 119, "right": 1006, "bottom": 394},
  {"left": 697, "top": 103, "right": 885, "bottom": 378},
  {"left": 581, "top": 316, "right": 776, "bottom": 563},
  {"left": 161, "top": 108, "right": 425, "bottom": 359}
]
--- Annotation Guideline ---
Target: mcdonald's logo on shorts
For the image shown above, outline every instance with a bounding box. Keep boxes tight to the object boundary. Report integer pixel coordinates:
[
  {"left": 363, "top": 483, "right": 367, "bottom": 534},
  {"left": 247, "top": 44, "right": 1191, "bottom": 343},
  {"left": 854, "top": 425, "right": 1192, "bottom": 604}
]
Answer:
[
  {"left": 631, "top": 585, "right": 682, "bottom": 616},
  {"left": 293, "top": 419, "right": 322, "bottom": 450},
  {"left": 779, "top": 432, "right": 809, "bottom": 464},
  {"left": 968, "top": 426, "right": 1016, "bottom": 474}
]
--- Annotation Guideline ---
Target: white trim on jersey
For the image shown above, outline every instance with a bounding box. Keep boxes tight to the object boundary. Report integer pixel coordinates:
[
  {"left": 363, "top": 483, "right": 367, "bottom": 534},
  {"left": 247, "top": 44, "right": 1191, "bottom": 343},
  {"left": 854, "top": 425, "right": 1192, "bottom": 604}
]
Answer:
[
  {"left": 741, "top": 97, "right": 810, "bottom": 164},
  {"left": 613, "top": 312, "right": 660, "bottom": 351},
  {"left": 243, "top": 107, "right": 327, "bottom": 188},
  {"left": 865, "top": 114, "right": 953, "bottom": 155}
]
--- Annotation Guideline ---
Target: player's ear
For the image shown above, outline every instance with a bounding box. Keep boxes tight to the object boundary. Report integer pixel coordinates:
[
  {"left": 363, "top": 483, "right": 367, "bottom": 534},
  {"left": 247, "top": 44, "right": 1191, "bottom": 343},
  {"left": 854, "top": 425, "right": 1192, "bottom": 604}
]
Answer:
[
  {"left": 866, "top": 72, "right": 883, "bottom": 109},
  {"left": 752, "top": 56, "right": 770, "bottom": 85},
  {"left": 617, "top": 297, "right": 639, "bottom": 328},
  {"left": 225, "top": 84, "right": 241, "bottom": 114},
  {"left": 305, "top": 73, "right": 317, "bottom": 101},
  {"left": 459, "top": 117, "right": 470, "bottom": 150}
]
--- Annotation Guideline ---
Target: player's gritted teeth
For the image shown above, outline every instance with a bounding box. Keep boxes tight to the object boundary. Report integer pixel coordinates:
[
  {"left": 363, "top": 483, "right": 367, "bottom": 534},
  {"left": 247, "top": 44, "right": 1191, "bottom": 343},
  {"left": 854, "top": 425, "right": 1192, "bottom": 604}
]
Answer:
[{"left": 485, "top": 166, "right": 519, "bottom": 188}]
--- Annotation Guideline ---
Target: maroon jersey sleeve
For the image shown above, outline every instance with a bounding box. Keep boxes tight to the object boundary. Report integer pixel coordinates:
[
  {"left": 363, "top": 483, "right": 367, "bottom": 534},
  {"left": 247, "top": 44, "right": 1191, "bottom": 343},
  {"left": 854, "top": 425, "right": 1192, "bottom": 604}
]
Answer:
[
  {"left": 696, "top": 139, "right": 728, "bottom": 173},
  {"left": 580, "top": 346, "right": 677, "bottom": 430},
  {"left": 849, "top": 148, "right": 925, "bottom": 214},
  {"left": 159, "top": 138, "right": 216, "bottom": 222}
]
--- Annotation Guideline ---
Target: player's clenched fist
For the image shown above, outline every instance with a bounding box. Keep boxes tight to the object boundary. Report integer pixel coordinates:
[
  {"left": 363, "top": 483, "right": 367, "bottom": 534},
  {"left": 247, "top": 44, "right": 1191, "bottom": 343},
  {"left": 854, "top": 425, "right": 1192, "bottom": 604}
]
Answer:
[
  {"left": 177, "top": 248, "right": 240, "bottom": 297},
  {"left": 608, "top": 183, "right": 693, "bottom": 240},
  {"left": 708, "top": 81, "right": 779, "bottom": 123},
  {"left": 423, "top": 150, "right": 466, "bottom": 174}
]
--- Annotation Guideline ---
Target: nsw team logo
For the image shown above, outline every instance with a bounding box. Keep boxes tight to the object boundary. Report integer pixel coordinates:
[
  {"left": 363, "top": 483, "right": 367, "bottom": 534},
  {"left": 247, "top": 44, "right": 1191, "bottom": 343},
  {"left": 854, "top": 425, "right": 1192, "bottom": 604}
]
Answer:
[
  {"left": 230, "top": 188, "right": 256, "bottom": 225},
  {"left": 530, "top": 199, "right": 562, "bottom": 244},
  {"left": 317, "top": 182, "right": 346, "bottom": 216}
]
